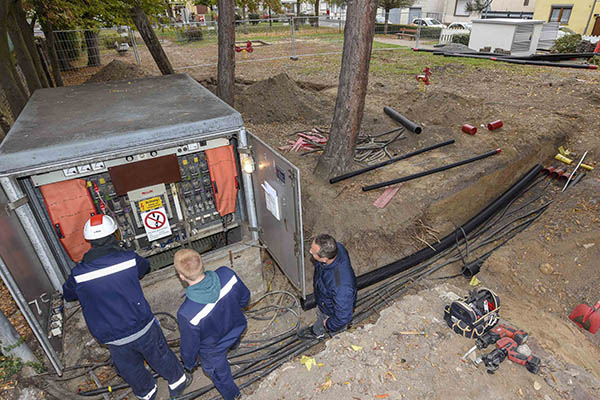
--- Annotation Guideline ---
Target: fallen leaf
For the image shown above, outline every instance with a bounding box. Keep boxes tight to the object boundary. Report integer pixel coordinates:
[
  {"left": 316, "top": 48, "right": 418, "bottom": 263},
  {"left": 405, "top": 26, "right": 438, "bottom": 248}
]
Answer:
[
  {"left": 300, "top": 355, "right": 316, "bottom": 372},
  {"left": 351, "top": 345, "right": 363, "bottom": 351},
  {"left": 318, "top": 377, "right": 332, "bottom": 391},
  {"left": 376, "top": 395, "right": 389, "bottom": 399}
]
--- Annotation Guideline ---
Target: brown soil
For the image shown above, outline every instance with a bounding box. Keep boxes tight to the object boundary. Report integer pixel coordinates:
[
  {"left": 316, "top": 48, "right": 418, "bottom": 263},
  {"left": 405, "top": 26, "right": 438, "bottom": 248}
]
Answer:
[{"left": 85, "top": 59, "right": 153, "bottom": 83}]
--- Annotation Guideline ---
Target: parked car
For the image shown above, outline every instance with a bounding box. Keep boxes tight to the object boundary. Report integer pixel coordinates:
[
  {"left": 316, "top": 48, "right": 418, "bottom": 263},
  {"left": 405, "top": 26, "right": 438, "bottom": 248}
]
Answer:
[
  {"left": 448, "top": 22, "right": 472, "bottom": 30},
  {"left": 556, "top": 26, "right": 576, "bottom": 39},
  {"left": 411, "top": 18, "right": 446, "bottom": 28}
]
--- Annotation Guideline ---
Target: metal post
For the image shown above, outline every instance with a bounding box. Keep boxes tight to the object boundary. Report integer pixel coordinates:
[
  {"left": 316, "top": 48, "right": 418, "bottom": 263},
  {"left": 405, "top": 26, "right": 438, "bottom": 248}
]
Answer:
[
  {"left": 238, "top": 128, "right": 259, "bottom": 241},
  {"left": 338, "top": 17, "right": 342, "bottom": 33},
  {"left": 415, "top": 23, "right": 422, "bottom": 49},
  {"left": 290, "top": 16, "right": 298, "bottom": 60},
  {"left": 0, "top": 308, "right": 37, "bottom": 363},
  {"left": 129, "top": 27, "right": 141, "bottom": 65}
]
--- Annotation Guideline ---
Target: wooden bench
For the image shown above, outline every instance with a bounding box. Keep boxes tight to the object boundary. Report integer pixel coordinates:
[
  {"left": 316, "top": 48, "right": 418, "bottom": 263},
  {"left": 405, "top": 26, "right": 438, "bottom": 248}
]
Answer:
[{"left": 396, "top": 28, "right": 417, "bottom": 40}]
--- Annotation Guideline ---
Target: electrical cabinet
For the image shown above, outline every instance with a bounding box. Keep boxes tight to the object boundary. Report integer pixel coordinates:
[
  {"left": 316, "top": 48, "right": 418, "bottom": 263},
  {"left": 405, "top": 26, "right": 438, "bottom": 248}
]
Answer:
[{"left": 0, "top": 74, "right": 304, "bottom": 374}]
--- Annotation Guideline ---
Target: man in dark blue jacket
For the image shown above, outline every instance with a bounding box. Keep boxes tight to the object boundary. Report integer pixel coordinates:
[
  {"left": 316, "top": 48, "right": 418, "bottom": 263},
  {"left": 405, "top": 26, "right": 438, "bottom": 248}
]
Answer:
[
  {"left": 174, "top": 248, "right": 250, "bottom": 400},
  {"left": 63, "top": 215, "right": 191, "bottom": 400},
  {"left": 302, "top": 234, "right": 357, "bottom": 339}
]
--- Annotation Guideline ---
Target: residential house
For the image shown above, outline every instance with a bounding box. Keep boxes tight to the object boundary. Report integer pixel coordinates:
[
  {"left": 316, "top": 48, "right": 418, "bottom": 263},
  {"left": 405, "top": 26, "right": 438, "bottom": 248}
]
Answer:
[
  {"left": 533, "top": 1, "right": 600, "bottom": 35},
  {"left": 442, "top": 0, "right": 537, "bottom": 24}
]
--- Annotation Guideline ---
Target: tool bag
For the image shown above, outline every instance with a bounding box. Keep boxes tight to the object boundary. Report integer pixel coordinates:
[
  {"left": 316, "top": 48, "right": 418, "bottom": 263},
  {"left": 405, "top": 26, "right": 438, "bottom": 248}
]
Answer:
[{"left": 444, "top": 287, "right": 500, "bottom": 339}]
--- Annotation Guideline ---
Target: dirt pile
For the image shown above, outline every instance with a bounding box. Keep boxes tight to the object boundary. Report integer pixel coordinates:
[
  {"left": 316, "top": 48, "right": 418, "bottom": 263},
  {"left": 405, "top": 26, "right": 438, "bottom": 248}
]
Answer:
[
  {"left": 85, "top": 60, "right": 152, "bottom": 84},
  {"left": 235, "top": 73, "right": 333, "bottom": 125},
  {"left": 392, "top": 89, "right": 499, "bottom": 128}
]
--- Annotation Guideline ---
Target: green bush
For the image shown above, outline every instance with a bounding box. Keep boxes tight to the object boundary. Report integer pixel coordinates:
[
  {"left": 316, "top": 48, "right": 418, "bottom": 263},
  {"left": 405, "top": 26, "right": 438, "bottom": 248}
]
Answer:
[
  {"left": 176, "top": 26, "right": 204, "bottom": 42},
  {"left": 100, "top": 34, "right": 130, "bottom": 50},
  {"left": 551, "top": 34, "right": 582, "bottom": 53},
  {"left": 374, "top": 23, "right": 441, "bottom": 39},
  {"left": 249, "top": 13, "right": 260, "bottom": 25},
  {"left": 590, "top": 55, "right": 600, "bottom": 66},
  {"left": 452, "top": 33, "right": 470, "bottom": 45}
]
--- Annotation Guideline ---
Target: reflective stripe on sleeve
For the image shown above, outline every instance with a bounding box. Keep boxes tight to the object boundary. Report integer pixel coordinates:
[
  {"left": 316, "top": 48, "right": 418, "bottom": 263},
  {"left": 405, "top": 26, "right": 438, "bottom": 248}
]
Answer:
[
  {"left": 74, "top": 259, "right": 136, "bottom": 283},
  {"left": 190, "top": 275, "right": 238, "bottom": 326}
]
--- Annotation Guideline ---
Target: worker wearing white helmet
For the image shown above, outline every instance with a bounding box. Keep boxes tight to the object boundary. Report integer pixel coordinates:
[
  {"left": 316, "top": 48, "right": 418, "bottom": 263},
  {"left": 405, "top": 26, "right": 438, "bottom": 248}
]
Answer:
[{"left": 63, "top": 214, "right": 192, "bottom": 400}]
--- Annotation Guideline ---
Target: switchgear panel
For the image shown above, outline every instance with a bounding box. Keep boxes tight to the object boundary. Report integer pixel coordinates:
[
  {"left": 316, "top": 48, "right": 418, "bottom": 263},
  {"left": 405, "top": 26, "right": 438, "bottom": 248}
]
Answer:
[{"left": 30, "top": 138, "right": 240, "bottom": 270}]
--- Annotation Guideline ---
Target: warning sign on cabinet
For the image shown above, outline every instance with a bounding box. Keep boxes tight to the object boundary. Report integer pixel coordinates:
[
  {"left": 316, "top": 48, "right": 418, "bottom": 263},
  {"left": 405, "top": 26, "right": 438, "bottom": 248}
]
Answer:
[
  {"left": 141, "top": 207, "right": 172, "bottom": 241},
  {"left": 139, "top": 196, "right": 163, "bottom": 212}
]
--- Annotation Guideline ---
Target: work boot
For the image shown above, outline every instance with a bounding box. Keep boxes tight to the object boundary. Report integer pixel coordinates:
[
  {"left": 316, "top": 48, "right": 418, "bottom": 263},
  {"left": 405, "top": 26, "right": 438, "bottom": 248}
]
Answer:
[
  {"left": 297, "top": 326, "right": 325, "bottom": 340},
  {"left": 169, "top": 371, "right": 193, "bottom": 399}
]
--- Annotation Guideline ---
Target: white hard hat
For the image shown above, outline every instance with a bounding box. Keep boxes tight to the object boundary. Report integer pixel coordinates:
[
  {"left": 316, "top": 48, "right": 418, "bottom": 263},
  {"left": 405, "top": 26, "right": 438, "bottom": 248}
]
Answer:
[{"left": 83, "top": 214, "right": 118, "bottom": 240}]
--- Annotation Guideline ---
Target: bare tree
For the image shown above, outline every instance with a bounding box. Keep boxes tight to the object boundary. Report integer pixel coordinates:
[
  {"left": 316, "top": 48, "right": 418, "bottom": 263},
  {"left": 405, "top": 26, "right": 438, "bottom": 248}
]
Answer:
[
  {"left": 131, "top": 5, "right": 174, "bottom": 75},
  {"left": 378, "top": 0, "right": 414, "bottom": 34},
  {"left": 217, "top": 0, "right": 235, "bottom": 106},
  {"left": 13, "top": 0, "right": 49, "bottom": 87},
  {"left": 0, "top": 1, "right": 28, "bottom": 119},
  {"left": 314, "top": 0, "right": 378, "bottom": 178}
]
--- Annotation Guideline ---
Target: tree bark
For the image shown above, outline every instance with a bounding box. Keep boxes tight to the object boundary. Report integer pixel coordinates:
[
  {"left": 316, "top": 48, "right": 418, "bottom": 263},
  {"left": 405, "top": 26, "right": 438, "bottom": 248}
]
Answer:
[
  {"left": 130, "top": 5, "right": 174, "bottom": 75},
  {"left": 314, "top": 0, "right": 378, "bottom": 179},
  {"left": 84, "top": 30, "right": 101, "bottom": 66},
  {"left": 40, "top": 18, "right": 63, "bottom": 86},
  {"left": 14, "top": 0, "right": 48, "bottom": 88},
  {"left": 242, "top": 6, "right": 247, "bottom": 35},
  {"left": 0, "top": 1, "right": 27, "bottom": 118},
  {"left": 217, "top": 0, "right": 235, "bottom": 106},
  {"left": 7, "top": 5, "right": 41, "bottom": 94},
  {"left": 384, "top": 8, "right": 389, "bottom": 34},
  {"left": 314, "top": 0, "right": 320, "bottom": 27}
]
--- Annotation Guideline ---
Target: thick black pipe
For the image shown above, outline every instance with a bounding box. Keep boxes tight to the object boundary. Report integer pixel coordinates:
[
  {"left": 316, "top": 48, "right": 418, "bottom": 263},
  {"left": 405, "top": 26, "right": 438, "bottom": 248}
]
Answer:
[
  {"left": 301, "top": 164, "right": 543, "bottom": 310},
  {"left": 502, "top": 52, "right": 600, "bottom": 61},
  {"left": 362, "top": 148, "right": 501, "bottom": 192},
  {"left": 329, "top": 139, "right": 455, "bottom": 184},
  {"left": 440, "top": 52, "right": 599, "bottom": 70},
  {"left": 384, "top": 106, "right": 422, "bottom": 134}
]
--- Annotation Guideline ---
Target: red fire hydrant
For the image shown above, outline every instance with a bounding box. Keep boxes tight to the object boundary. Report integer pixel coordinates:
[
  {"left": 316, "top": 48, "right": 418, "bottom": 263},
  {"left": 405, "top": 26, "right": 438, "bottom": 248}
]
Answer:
[{"left": 416, "top": 67, "right": 432, "bottom": 85}]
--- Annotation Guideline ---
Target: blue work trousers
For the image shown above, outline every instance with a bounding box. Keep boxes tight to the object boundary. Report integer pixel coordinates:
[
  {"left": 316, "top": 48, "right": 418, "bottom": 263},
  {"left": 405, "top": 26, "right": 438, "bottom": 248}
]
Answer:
[
  {"left": 109, "top": 320, "right": 184, "bottom": 399},
  {"left": 199, "top": 348, "right": 240, "bottom": 400}
]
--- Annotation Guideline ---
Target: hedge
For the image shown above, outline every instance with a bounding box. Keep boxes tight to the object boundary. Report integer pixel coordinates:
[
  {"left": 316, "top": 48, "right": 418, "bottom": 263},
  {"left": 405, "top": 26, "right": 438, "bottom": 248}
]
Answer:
[{"left": 375, "top": 23, "right": 441, "bottom": 39}]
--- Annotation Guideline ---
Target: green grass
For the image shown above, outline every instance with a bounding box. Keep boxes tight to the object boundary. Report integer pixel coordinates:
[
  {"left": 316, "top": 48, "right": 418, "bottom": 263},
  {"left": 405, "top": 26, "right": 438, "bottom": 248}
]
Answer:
[{"left": 368, "top": 48, "right": 530, "bottom": 76}]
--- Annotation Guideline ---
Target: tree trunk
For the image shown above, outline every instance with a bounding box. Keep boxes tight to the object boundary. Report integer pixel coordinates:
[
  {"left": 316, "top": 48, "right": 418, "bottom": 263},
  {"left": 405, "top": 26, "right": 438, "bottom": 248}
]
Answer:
[
  {"left": 242, "top": 6, "right": 247, "bottom": 35},
  {"left": 7, "top": 6, "right": 41, "bottom": 94},
  {"left": 40, "top": 18, "right": 63, "bottom": 86},
  {"left": 314, "top": 0, "right": 320, "bottom": 27},
  {"left": 217, "top": 0, "right": 235, "bottom": 106},
  {"left": 84, "top": 30, "right": 101, "bottom": 66},
  {"left": 384, "top": 9, "right": 389, "bottom": 34},
  {"left": 314, "top": 0, "right": 378, "bottom": 179},
  {"left": 14, "top": 0, "right": 48, "bottom": 88},
  {"left": 130, "top": 5, "right": 174, "bottom": 75},
  {"left": 0, "top": 1, "right": 27, "bottom": 118}
]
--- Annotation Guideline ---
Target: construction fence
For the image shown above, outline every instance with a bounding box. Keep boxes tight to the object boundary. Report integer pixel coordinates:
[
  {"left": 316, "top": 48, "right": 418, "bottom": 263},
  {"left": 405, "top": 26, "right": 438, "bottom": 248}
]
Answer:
[{"left": 51, "top": 12, "right": 444, "bottom": 82}]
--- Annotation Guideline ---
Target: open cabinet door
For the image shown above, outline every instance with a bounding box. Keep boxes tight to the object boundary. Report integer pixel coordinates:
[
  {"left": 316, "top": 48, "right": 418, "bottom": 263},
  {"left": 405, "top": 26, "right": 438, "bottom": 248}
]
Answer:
[{"left": 246, "top": 132, "right": 305, "bottom": 298}]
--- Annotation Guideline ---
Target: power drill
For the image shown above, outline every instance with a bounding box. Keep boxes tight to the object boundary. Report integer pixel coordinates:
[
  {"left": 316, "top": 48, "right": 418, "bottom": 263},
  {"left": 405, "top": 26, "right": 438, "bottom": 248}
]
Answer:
[
  {"left": 496, "top": 337, "right": 540, "bottom": 374},
  {"left": 482, "top": 337, "right": 540, "bottom": 374},
  {"left": 463, "top": 324, "right": 528, "bottom": 360},
  {"left": 476, "top": 324, "right": 528, "bottom": 349}
]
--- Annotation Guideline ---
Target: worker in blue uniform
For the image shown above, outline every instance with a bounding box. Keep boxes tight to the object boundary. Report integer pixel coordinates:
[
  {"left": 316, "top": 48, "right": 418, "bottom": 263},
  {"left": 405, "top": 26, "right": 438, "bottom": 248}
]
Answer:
[
  {"left": 174, "top": 248, "right": 250, "bottom": 400},
  {"left": 63, "top": 214, "right": 192, "bottom": 400},
  {"left": 301, "top": 233, "right": 357, "bottom": 339}
]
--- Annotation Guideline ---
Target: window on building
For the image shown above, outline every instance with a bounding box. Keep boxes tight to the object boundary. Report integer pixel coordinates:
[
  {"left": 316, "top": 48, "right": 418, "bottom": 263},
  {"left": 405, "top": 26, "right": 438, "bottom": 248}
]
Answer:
[
  {"left": 524, "top": 0, "right": 529, "bottom": 6},
  {"left": 549, "top": 6, "right": 572, "bottom": 24},
  {"left": 454, "top": 0, "right": 469, "bottom": 17}
]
